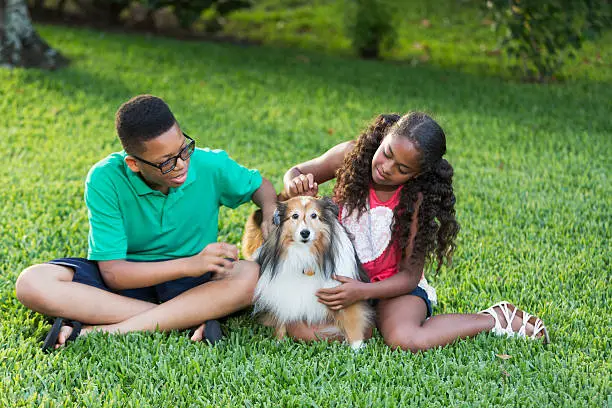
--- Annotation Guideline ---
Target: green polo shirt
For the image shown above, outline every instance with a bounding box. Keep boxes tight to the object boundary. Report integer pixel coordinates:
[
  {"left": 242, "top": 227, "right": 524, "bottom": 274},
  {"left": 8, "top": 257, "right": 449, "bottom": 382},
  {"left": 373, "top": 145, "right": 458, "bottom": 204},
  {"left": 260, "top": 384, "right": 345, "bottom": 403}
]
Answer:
[{"left": 84, "top": 148, "right": 262, "bottom": 261}]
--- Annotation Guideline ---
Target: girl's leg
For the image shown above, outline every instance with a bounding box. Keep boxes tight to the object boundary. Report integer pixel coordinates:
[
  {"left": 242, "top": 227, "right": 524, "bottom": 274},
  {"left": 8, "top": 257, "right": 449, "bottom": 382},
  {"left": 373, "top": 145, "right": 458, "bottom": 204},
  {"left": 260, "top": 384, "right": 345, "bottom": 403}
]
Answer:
[{"left": 377, "top": 295, "right": 542, "bottom": 353}]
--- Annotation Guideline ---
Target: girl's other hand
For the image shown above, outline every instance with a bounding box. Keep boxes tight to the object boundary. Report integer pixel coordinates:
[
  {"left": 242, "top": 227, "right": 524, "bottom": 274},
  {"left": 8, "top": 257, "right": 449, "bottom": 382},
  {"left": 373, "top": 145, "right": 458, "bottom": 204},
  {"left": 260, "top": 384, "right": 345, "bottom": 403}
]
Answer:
[
  {"left": 286, "top": 173, "right": 318, "bottom": 198},
  {"left": 316, "top": 275, "right": 367, "bottom": 310}
]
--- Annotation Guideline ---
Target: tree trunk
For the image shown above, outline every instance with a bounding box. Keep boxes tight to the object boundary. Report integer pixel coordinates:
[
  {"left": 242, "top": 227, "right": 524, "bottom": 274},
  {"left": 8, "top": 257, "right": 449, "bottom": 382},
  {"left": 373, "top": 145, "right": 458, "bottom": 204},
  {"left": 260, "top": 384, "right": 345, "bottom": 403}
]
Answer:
[{"left": 0, "top": 0, "right": 69, "bottom": 69}]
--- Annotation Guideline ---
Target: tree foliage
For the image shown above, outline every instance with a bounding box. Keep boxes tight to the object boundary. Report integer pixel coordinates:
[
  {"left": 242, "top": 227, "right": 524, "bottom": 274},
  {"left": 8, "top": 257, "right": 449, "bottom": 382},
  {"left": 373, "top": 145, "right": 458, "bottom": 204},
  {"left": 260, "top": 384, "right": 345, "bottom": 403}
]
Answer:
[
  {"left": 485, "top": 0, "right": 611, "bottom": 82},
  {"left": 345, "top": 0, "right": 397, "bottom": 59}
]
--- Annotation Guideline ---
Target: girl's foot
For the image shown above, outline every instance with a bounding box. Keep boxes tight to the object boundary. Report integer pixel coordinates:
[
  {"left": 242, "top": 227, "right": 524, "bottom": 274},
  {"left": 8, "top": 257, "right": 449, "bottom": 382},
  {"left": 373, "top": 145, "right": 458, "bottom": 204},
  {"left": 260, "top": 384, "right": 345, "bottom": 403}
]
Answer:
[{"left": 479, "top": 301, "right": 550, "bottom": 344}]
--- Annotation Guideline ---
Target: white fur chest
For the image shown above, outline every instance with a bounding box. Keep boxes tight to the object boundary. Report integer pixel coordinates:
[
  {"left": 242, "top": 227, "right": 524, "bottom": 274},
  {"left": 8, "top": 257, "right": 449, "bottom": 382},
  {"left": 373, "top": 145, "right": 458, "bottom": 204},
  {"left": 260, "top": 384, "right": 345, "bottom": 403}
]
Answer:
[{"left": 254, "top": 244, "right": 340, "bottom": 325}]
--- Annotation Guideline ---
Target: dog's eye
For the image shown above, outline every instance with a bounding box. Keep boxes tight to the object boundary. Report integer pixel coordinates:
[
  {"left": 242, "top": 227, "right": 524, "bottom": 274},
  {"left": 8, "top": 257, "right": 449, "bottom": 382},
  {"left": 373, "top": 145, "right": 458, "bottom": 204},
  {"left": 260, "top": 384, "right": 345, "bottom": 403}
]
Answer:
[
  {"left": 310, "top": 213, "right": 318, "bottom": 219},
  {"left": 292, "top": 213, "right": 299, "bottom": 219}
]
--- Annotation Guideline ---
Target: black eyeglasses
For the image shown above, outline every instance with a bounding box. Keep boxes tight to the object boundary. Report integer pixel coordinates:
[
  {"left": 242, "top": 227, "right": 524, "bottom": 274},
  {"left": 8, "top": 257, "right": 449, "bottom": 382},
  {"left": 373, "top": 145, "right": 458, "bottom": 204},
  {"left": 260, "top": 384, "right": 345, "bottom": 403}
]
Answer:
[{"left": 131, "top": 134, "right": 195, "bottom": 174}]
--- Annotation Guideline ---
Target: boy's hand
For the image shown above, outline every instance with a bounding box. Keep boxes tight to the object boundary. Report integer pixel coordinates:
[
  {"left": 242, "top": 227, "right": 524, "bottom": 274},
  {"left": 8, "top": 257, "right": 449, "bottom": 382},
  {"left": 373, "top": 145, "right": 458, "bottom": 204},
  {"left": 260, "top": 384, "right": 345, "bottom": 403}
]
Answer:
[
  {"left": 188, "top": 243, "right": 238, "bottom": 278},
  {"left": 316, "top": 275, "right": 367, "bottom": 310},
  {"left": 261, "top": 209, "right": 274, "bottom": 240},
  {"left": 285, "top": 173, "right": 318, "bottom": 198}
]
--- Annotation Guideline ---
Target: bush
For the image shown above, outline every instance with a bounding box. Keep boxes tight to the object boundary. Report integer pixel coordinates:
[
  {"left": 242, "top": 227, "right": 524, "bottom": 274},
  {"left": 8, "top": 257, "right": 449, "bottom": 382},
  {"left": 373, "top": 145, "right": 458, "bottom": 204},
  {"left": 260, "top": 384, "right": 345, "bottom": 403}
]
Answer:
[
  {"left": 485, "top": 0, "right": 611, "bottom": 82},
  {"left": 28, "top": 0, "right": 252, "bottom": 32},
  {"left": 346, "top": 0, "right": 397, "bottom": 59},
  {"left": 145, "top": 0, "right": 251, "bottom": 30}
]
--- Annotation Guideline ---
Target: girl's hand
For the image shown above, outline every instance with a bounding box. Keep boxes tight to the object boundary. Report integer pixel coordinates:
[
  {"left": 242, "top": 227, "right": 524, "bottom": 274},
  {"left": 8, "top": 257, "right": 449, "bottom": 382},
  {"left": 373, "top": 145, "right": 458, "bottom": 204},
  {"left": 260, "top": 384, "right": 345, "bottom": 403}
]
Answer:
[
  {"left": 316, "top": 275, "right": 367, "bottom": 310},
  {"left": 285, "top": 173, "right": 318, "bottom": 198}
]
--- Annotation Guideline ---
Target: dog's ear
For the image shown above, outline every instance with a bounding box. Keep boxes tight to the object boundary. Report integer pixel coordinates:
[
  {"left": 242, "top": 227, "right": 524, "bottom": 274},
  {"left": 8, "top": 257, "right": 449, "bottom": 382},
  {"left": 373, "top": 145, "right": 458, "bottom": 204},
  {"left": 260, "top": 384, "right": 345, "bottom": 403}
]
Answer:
[
  {"left": 318, "top": 196, "right": 339, "bottom": 219},
  {"left": 273, "top": 201, "right": 287, "bottom": 225}
]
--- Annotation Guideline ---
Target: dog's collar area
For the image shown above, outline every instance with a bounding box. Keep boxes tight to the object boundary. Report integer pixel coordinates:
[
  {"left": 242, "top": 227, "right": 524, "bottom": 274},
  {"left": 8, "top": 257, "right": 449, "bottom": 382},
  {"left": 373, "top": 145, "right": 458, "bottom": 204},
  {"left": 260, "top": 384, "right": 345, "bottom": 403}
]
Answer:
[{"left": 302, "top": 269, "right": 315, "bottom": 276}]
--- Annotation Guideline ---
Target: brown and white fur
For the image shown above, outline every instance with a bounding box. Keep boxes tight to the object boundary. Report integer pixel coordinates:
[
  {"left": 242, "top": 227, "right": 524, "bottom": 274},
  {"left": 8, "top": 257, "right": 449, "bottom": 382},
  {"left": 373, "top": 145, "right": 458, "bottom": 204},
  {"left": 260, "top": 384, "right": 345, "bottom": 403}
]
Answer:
[{"left": 242, "top": 196, "right": 373, "bottom": 350}]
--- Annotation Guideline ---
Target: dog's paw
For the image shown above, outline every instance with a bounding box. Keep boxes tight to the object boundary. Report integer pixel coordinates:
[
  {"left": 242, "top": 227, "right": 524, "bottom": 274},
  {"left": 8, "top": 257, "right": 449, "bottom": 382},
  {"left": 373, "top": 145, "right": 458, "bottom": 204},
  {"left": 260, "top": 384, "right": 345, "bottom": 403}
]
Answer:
[{"left": 350, "top": 340, "right": 364, "bottom": 351}]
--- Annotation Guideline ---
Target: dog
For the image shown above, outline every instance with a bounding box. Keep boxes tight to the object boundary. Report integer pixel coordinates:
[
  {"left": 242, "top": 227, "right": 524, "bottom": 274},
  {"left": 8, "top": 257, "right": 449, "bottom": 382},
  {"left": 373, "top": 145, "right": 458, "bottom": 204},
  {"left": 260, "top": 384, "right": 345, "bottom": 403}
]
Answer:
[{"left": 242, "top": 196, "right": 373, "bottom": 350}]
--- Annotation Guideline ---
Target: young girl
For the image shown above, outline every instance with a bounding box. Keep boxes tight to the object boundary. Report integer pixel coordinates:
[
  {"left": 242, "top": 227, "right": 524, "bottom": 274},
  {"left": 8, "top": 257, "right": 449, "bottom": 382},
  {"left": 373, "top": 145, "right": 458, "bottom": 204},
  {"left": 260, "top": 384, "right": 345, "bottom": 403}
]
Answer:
[{"left": 281, "top": 112, "right": 549, "bottom": 352}]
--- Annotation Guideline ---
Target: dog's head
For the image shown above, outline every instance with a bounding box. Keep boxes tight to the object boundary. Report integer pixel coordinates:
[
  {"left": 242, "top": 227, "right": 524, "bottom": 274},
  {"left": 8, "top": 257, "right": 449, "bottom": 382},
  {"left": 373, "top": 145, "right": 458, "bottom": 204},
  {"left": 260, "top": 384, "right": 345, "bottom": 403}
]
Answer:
[
  {"left": 272, "top": 196, "right": 339, "bottom": 246},
  {"left": 258, "top": 196, "right": 367, "bottom": 282}
]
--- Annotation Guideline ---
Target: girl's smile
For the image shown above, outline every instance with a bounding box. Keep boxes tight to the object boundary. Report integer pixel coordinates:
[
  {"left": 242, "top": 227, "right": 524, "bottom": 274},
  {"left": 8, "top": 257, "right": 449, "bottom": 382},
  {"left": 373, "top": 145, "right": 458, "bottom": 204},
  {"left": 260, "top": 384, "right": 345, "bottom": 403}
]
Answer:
[{"left": 371, "top": 133, "right": 421, "bottom": 188}]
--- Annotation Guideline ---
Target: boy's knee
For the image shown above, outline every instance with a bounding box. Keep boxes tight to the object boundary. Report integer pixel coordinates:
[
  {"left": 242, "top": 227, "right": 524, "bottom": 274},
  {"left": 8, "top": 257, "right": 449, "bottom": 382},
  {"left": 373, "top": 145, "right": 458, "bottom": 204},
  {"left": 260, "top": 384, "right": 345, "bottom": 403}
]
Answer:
[
  {"left": 233, "top": 261, "right": 260, "bottom": 302},
  {"left": 15, "top": 264, "right": 45, "bottom": 305},
  {"left": 15, "top": 264, "right": 71, "bottom": 307}
]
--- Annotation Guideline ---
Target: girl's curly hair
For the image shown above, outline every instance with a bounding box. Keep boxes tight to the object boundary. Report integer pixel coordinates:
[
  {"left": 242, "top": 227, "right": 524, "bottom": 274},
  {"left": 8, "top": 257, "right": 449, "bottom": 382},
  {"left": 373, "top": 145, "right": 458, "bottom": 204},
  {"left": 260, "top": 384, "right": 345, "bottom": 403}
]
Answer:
[{"left": 334, "top": 112, "right": 460, "bottom": 273}]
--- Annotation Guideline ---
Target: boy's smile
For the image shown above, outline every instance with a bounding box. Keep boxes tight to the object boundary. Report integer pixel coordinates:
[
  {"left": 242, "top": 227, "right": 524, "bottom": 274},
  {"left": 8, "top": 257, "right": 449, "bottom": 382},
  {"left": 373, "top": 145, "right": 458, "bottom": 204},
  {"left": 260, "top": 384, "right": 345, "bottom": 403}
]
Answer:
[{"left": 125, "top": 123, "right": 192, "bottom": 194}]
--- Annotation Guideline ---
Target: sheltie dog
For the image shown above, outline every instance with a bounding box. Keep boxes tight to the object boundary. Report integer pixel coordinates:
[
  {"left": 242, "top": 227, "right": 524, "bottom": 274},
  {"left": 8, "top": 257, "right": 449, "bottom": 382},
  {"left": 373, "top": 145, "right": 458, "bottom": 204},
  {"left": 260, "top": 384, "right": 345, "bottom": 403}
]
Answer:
[{"left": 242, "top": 196, "right": 373, "bottom": 350}]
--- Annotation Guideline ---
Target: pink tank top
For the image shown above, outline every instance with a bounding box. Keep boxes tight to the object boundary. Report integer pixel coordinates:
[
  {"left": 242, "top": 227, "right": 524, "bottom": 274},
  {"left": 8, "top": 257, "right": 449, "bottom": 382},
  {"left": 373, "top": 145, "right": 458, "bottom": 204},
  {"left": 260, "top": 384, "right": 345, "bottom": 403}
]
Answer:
[{"left": 340, "top": 186, "right": 403, "bottom": 282}]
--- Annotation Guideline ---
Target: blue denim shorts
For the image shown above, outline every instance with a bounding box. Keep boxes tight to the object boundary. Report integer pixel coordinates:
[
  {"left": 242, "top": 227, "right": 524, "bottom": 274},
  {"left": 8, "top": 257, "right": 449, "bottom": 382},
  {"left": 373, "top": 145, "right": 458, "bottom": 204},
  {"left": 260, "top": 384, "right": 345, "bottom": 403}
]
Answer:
[
  {"left": 369, "top": 286, "right": 432, "bottom": 318},
  {"left": 409, "top": 285, "right": 432, "bottom": 318},
  {"left": 48, "top": 257, "right": 212, "bottom": 304}
]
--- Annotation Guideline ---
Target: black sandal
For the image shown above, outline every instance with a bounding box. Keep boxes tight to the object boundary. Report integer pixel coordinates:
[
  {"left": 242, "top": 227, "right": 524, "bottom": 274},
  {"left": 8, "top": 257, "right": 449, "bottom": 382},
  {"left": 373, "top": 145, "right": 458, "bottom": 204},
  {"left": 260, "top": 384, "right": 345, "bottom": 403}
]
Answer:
[
  {"left": 42, "top": 317, "right": 82, "bottom": 352},
  {"left": 188, "top": 319, "right": 223, "bottom": 345}
]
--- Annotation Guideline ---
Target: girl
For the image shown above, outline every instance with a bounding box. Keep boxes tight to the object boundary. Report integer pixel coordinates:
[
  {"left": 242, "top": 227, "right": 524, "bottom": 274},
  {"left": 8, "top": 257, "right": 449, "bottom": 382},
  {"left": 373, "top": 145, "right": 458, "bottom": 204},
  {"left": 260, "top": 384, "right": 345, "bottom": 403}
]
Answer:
[{"left": 281, "top": 112, "right": 549, "bottom": 352}]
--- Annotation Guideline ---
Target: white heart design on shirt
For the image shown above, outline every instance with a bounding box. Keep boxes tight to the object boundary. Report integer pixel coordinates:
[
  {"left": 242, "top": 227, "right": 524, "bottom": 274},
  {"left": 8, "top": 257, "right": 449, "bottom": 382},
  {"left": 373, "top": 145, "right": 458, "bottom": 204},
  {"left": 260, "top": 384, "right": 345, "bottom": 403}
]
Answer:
[{"left": 341, "top": 206, "right": 394, "bottom": 264}]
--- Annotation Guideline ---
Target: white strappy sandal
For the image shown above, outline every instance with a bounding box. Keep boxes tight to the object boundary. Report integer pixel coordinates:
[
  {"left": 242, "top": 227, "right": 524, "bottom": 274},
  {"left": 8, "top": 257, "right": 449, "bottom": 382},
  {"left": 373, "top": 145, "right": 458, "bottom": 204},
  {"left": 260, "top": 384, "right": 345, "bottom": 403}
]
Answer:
[{"left": 479, "top": 301, "right": 550, "bottom": 344}]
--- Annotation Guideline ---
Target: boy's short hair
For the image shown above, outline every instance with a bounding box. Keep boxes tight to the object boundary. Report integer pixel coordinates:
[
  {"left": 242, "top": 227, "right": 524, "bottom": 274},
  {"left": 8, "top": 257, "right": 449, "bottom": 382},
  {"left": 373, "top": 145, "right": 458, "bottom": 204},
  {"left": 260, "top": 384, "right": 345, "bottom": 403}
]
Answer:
[{"left": 115, "top": 95, "right": 176, "bottom": 154}]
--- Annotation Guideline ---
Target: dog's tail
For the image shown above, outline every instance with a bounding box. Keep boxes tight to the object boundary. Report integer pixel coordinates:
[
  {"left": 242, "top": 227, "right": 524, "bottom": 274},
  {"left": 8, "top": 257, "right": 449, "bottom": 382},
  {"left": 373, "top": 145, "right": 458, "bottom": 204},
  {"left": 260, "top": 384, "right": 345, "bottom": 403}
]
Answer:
[{"left": 241, "top": 209, "right": 264, "bottom": 260}]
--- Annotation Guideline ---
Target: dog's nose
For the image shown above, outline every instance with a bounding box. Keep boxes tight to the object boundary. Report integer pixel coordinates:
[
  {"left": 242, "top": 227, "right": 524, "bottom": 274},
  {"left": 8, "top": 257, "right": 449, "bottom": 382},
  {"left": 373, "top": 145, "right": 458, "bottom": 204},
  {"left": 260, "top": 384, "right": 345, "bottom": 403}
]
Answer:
[{"left": 300, "top": 229, "right": 310, "bottom": 239}]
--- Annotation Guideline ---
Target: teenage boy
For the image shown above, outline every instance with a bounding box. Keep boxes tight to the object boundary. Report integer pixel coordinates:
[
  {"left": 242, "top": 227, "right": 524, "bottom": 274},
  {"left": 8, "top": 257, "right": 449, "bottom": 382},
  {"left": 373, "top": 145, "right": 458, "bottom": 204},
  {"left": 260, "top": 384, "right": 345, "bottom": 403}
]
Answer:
[{"left": 15, "top": 95, "right": 277, "bottom": 350}]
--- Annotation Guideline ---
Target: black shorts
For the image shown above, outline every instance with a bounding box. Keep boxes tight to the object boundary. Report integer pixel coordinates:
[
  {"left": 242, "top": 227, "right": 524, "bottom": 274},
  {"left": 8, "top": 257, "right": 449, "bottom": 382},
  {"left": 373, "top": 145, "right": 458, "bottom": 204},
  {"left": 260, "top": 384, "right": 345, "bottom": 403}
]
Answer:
[{"left": 48, "top": 257, "right": 212, "bottom": 304}]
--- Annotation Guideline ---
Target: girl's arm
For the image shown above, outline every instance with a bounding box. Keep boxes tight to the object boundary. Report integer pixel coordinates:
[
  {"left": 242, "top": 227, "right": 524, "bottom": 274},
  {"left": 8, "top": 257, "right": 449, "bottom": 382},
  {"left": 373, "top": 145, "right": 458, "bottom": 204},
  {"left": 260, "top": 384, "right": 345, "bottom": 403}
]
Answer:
[
  {"left": 319, "top": 249, "right": 424, "bottom": 309},
  {"left": 359, "top": 192, "right": 425, "bottom": 300},
  {"left": 282, "top": 141, "right": 354, "bottom": 198},
  {"left": 317, "top": 194, "right": 425, "bottom": 309}
]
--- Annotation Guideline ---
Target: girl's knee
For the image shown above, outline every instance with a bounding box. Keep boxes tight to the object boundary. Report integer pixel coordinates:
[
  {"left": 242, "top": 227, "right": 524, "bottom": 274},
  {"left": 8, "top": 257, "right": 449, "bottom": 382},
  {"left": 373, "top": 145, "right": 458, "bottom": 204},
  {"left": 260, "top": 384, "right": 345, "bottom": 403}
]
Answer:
[{"left": 383, "top": 328, "right": 431, "bottom": 354}]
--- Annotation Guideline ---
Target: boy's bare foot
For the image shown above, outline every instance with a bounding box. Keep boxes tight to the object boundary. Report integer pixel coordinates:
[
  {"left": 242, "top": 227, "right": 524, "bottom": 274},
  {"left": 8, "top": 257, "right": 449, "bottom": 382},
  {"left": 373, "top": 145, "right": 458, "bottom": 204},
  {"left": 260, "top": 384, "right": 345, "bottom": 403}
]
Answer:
[
  {"left": 189, "top": 319, "right": 223, "bottom": 344},
  {"left": 42, "top": 318, "right": 91, "bottom": 351},
  {"left": 190, "top": 322, "right": 206, "bottom": 341},
  {"left": 53, "top": 324, "right": 91, "bottom": 349}
]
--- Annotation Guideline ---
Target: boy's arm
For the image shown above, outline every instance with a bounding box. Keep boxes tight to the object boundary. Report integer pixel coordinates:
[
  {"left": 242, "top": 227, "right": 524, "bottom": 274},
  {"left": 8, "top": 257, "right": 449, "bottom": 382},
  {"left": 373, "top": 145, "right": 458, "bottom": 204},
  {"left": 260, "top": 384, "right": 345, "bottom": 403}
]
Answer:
[
  {"left": 86, "top": 165, "right": 237, "bottom": 291},
  {"left": 250, "top": 177, "right": 277, "bottom": 239},
  {"left": 99, "top": 242, "right": 238, "bottom": 290}
]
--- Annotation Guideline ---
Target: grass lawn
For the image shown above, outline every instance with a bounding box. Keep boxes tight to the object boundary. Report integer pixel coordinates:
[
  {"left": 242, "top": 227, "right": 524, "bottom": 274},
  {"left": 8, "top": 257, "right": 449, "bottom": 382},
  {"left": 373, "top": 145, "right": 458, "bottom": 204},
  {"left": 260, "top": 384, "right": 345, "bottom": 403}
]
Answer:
[{"left": 0, "top": 20, "right": 610, "bottom": 407}]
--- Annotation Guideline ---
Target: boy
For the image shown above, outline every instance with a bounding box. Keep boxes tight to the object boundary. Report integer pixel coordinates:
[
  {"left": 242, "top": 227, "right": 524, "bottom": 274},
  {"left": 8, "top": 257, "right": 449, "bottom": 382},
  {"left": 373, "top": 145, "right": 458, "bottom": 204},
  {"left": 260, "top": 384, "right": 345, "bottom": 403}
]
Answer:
[{"left": 15, "top": 95, "right": 277, "bottom": 350}]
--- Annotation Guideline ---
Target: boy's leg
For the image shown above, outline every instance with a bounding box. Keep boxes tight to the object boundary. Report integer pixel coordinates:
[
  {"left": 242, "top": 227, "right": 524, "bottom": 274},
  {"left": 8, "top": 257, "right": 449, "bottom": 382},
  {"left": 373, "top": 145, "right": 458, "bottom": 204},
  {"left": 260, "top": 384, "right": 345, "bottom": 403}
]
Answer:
[
  {"left": 16, "top": 263, "right": 156, "bottom": 324},
  {"left": 80, "top": 260, "right": 259, "bottom": 336}
]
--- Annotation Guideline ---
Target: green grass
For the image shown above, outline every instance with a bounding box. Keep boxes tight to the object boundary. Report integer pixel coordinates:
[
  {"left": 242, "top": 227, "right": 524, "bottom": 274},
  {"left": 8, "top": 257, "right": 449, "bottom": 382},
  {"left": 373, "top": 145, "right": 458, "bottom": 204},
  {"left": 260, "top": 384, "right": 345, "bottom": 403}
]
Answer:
[
  {"left": 223, "top": 0, "right": 612, "bottom": 82},
  {"left": 0, "top": 22, "right": 610, "bottom": 406}
]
